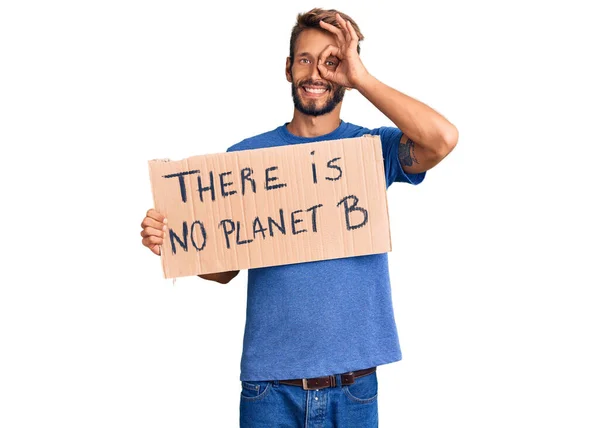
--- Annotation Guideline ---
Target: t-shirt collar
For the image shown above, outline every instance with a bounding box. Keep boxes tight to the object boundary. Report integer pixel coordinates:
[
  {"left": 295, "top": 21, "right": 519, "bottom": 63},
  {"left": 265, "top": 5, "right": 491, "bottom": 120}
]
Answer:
[{"left": 277, "top": 120, "right": 349, "bottom": 143}]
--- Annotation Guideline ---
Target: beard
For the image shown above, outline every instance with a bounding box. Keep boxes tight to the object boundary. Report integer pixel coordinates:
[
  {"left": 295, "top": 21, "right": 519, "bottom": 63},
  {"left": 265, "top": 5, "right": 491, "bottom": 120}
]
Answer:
[{"left": 291, "top": 77, "right": 345, "bottom": 117}]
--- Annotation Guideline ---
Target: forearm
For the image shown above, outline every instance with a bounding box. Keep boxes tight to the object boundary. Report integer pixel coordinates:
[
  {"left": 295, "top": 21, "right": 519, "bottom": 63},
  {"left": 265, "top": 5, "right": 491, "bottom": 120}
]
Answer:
[
  {"left": 356, "top": 74, "right": 457, "bottom": 157},
  {"left": 198, "top": 270, "right": 240, "bottom": 284}
]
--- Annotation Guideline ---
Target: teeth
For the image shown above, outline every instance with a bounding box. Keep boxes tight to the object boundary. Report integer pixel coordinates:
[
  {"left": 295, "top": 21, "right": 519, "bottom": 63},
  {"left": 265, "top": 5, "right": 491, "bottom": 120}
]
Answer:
[{"left": 305, "top": 87, "right": 326, "bottom": 94}]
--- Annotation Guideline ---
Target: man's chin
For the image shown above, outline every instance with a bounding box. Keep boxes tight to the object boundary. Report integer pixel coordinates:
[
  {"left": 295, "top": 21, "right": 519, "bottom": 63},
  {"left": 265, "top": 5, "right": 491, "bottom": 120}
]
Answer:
[
  {"left": 296, "top": 106, "right": 329, "bottom": 117},
  {"left": 291, "top": 84, "right": 344, "bottom": 116},
  {"left": 295, "top": 99, "right": 333, "bottom": 116}
]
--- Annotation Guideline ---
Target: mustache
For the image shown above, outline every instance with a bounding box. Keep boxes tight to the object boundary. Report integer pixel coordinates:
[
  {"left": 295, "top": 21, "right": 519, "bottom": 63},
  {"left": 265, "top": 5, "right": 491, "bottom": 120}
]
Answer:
[{"left": 298, "top": 79, "right": 332, "bottom": 90}]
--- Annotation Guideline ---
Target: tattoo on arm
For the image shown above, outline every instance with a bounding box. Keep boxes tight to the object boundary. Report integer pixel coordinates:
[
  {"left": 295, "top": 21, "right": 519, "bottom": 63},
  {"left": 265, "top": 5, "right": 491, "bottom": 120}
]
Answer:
[{"left": 399, "top": 137, "right": 419, "bottom": 167}]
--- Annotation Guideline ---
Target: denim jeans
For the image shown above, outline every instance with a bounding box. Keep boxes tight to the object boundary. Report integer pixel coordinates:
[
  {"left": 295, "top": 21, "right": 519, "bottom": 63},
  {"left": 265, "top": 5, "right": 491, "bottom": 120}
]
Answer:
[{"left": 240, "top": 371, "right": 378, "bottom": 427}]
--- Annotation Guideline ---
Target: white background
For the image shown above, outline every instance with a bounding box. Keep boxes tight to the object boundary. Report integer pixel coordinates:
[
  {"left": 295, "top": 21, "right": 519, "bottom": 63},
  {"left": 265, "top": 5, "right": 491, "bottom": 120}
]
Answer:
[{"left": 1, "top": 0, "right": 599, "bottom": 427}]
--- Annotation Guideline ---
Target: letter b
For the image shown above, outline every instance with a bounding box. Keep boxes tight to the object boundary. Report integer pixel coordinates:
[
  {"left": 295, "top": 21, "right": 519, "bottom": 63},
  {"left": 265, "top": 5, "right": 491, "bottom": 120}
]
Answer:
[{"left": 337, "top": 195, "right": 368, "bottom": 231}]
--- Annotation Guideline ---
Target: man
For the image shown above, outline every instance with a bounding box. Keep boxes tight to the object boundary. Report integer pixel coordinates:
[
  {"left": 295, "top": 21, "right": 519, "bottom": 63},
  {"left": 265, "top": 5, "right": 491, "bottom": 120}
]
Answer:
[{"left": 141, "top": 8, "right": 457, "bottom": 427}]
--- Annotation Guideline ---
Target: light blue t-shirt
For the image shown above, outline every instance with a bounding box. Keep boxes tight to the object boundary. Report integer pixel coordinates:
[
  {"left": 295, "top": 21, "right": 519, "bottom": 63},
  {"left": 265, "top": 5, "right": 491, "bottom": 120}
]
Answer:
[{"left": 227, "top": 120, "right": 425, "bottom": 381}]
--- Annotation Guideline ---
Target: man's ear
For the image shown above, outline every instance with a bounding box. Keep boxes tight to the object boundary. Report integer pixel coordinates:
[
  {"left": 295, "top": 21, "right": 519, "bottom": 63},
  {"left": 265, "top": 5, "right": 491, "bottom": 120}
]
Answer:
[{"left": 285, "top": 57, "right": 292, "bottom": 83}]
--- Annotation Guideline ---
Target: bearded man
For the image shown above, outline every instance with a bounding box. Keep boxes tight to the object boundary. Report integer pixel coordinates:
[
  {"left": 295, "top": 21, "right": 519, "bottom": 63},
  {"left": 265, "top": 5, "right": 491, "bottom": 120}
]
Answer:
[{"left": 141, "top": 8, "right": 458, "bottom": 427}]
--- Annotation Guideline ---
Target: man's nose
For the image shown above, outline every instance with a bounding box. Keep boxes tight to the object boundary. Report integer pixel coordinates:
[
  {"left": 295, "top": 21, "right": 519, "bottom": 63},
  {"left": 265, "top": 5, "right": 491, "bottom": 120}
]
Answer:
[{"left": 309, "top": 62, "right": 322, "bottom": 80}]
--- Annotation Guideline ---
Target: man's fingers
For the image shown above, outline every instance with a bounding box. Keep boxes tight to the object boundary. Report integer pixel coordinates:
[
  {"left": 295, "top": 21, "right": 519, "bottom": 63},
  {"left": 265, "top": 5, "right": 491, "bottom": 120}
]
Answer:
[
  {"left": 346, "top": 19, "right": 359, "bottom": 48},
  {"left": 146, "top": 209, "right": 167, "bottom": 224},
  {"left": 318, "top": 44, "right": 341, "bottom": 68},
  {"left": 141, "top": 216, "right": 167, "bottom": 231},
  {"left": 317, "top": 63, "right": 334, "bottom": 81},
  {"left": 141, "top": 227, "right": 164, "bottom": 238},
  {"left": 319, "top": 44, "right": 341, "bottom": 62},
  {"left": 335, "top": 13, "right": 351, "bottom": 43},
  {"left": 318, "top": 44, "right": 341, "bottom": 81},
  {"left": 141, "top": 209, "right": 165, "bottom": 256},
  {"left": 142, "top": 235, "right": 163, "bottom": 247},
  {"left": 319, "top": 20, "right": 345, "bottom": 46}
]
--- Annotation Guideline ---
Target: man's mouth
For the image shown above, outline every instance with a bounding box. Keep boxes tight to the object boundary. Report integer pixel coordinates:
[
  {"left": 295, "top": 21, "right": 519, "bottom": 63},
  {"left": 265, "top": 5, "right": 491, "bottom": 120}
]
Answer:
[
  {"left": 301, "top": 85, "right": 329, "bottom": 99},
  {"left": 303, "top": 86, "right": 328, "bottom": 94}
]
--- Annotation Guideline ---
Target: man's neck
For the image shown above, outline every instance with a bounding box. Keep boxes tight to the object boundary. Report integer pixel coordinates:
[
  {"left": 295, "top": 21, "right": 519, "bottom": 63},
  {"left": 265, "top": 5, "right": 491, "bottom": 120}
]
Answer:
[{"left": 286, "top": 108, "right": 342, "bottom": 138}]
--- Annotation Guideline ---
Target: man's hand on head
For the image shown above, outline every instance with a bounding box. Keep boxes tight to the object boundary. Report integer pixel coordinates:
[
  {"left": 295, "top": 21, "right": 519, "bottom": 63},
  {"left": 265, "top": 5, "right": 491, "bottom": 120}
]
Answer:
[{"left": 317, "top": 13, "right": 369, "bottom": 89}]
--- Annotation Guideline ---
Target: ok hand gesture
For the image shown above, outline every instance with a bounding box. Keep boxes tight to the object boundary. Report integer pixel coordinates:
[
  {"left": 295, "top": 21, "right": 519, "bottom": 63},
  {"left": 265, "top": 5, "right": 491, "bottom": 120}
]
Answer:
[{"left": 317, "top": 13, "right": 369, "bottom": 89}]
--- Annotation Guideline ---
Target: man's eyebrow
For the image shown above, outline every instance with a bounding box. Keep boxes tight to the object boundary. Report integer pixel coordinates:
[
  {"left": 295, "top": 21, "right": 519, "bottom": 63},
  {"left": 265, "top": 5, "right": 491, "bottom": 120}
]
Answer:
[{"left": 296, "top": 52, "right": 313, "bottom": 57}]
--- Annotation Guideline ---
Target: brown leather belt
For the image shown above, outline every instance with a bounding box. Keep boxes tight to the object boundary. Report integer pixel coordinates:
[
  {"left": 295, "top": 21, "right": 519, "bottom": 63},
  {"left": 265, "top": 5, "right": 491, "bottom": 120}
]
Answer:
[{"left": 279, "top": 367, "right": 376, "bottom": 391}]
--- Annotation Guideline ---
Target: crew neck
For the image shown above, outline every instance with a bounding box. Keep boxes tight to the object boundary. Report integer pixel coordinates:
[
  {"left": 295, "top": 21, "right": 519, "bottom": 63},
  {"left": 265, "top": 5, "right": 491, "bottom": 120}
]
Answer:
[{"left": 277, "top": 120, "right": 350, "bottom": 144}]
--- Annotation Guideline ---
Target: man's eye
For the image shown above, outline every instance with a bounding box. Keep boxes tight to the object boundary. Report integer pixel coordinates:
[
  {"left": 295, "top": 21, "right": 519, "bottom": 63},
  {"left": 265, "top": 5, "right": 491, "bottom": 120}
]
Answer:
[
  {"left": 299, "top": 58, "right": 310, "bottom": 64},
  {"left": 326, "top": 60, "right": 337, "bottom": 67}
]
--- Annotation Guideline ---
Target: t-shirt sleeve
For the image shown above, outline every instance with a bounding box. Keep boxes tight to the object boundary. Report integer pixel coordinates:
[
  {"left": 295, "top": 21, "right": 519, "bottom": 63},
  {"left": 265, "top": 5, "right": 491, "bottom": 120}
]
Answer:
[
  {"left": 374, "top": 126, "right": 426, "bottom": 188},
  {"left": 226, "top": 139, "right": 249, "bottom": 153}
]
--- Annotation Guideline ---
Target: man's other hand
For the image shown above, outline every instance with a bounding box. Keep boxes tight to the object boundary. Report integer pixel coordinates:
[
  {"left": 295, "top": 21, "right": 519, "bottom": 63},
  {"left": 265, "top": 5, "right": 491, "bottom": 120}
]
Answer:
[{"left": 140, "top": 209, "right": 167, "bottom": 256}]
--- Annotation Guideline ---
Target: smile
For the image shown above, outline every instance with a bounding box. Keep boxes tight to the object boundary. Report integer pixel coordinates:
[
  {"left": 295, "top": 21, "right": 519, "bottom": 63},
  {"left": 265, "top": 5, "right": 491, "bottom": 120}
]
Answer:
[
  {"left": 302, "top": 86, "right": 329, "bottom": 97},
  {"left": 304, "top": 87, "right": 327, "bottom": 93}
]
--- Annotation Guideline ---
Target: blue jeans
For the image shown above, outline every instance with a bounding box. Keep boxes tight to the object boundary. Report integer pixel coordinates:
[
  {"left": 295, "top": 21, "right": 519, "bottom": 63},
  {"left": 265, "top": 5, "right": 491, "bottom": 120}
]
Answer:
[{"left": 240, "top": 372, "right": 378, "bottom": 427}]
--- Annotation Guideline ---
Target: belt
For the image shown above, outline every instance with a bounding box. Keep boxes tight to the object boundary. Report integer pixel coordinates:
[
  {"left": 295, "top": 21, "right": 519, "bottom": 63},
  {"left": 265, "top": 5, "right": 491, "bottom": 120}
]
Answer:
[{"left": 279, "top": 367, "right": 376, "bottom": 391}]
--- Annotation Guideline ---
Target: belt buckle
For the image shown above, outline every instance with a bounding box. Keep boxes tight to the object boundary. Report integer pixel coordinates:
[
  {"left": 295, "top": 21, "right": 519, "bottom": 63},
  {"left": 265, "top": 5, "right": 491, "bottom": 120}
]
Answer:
[
  {"left": 302, "top": 375, "right": 336, "bottom": 390},
  {"left": 302, "top": 378, "right": 317, "bottom": 391},
  {"left": 302, "top": 378, "right": 323, "bottom": 391}
]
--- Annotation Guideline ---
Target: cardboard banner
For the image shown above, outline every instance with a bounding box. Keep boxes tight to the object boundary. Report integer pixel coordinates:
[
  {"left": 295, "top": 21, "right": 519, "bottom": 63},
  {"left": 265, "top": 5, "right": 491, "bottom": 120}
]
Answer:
[{"left": 148, "top": 135, "right": 391, "bottom": 278}]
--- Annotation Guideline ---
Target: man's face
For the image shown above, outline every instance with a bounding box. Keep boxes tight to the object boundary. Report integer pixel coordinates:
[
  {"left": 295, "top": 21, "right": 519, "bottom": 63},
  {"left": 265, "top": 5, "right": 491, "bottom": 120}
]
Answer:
[{"left": 287, "top": 28, "right": 345, "bottom": 117}]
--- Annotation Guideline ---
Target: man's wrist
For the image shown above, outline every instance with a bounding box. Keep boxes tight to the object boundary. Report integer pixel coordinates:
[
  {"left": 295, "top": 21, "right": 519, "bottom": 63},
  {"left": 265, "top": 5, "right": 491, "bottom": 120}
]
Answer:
[{"left": 354, "top": 73, "right": 378, "bottom": 95}]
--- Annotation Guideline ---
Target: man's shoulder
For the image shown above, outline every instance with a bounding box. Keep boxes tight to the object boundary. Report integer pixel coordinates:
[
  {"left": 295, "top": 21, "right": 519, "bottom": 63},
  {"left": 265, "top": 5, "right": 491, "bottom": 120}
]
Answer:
[{"left": 226, "top": 126, "right": 284, "bottom": 153}]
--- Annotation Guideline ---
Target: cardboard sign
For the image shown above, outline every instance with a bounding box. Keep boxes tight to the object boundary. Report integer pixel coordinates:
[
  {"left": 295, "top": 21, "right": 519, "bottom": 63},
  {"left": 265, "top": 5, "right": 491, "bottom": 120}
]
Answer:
[{"left": 148, "top": 135, "right": 391, "bottom": 278}]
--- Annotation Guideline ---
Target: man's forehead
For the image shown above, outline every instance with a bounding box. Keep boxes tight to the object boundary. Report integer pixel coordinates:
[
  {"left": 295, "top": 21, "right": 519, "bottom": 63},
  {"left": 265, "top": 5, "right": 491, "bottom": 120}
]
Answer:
[{"left": 294, "top": 28, "right": 337, "bottom": 55}]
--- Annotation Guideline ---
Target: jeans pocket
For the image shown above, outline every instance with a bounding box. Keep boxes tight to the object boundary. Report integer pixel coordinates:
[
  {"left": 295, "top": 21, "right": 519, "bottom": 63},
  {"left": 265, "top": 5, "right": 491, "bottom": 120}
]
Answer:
[
  {"left": 240, "top": 380, "right": 272, "bottom": 401},
  {"left": 342, "top": 372, "right": 378, "bottom": 404}
]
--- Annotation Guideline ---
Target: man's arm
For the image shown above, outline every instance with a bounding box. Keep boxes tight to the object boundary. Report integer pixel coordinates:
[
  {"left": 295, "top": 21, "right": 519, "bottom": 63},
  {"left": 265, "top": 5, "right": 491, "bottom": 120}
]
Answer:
[
  {"left": 356, "top": 76, "right": 458, "bottom": 174},
  {"left": 318, "top": 15, "right": 458, "bottom": 174}
]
